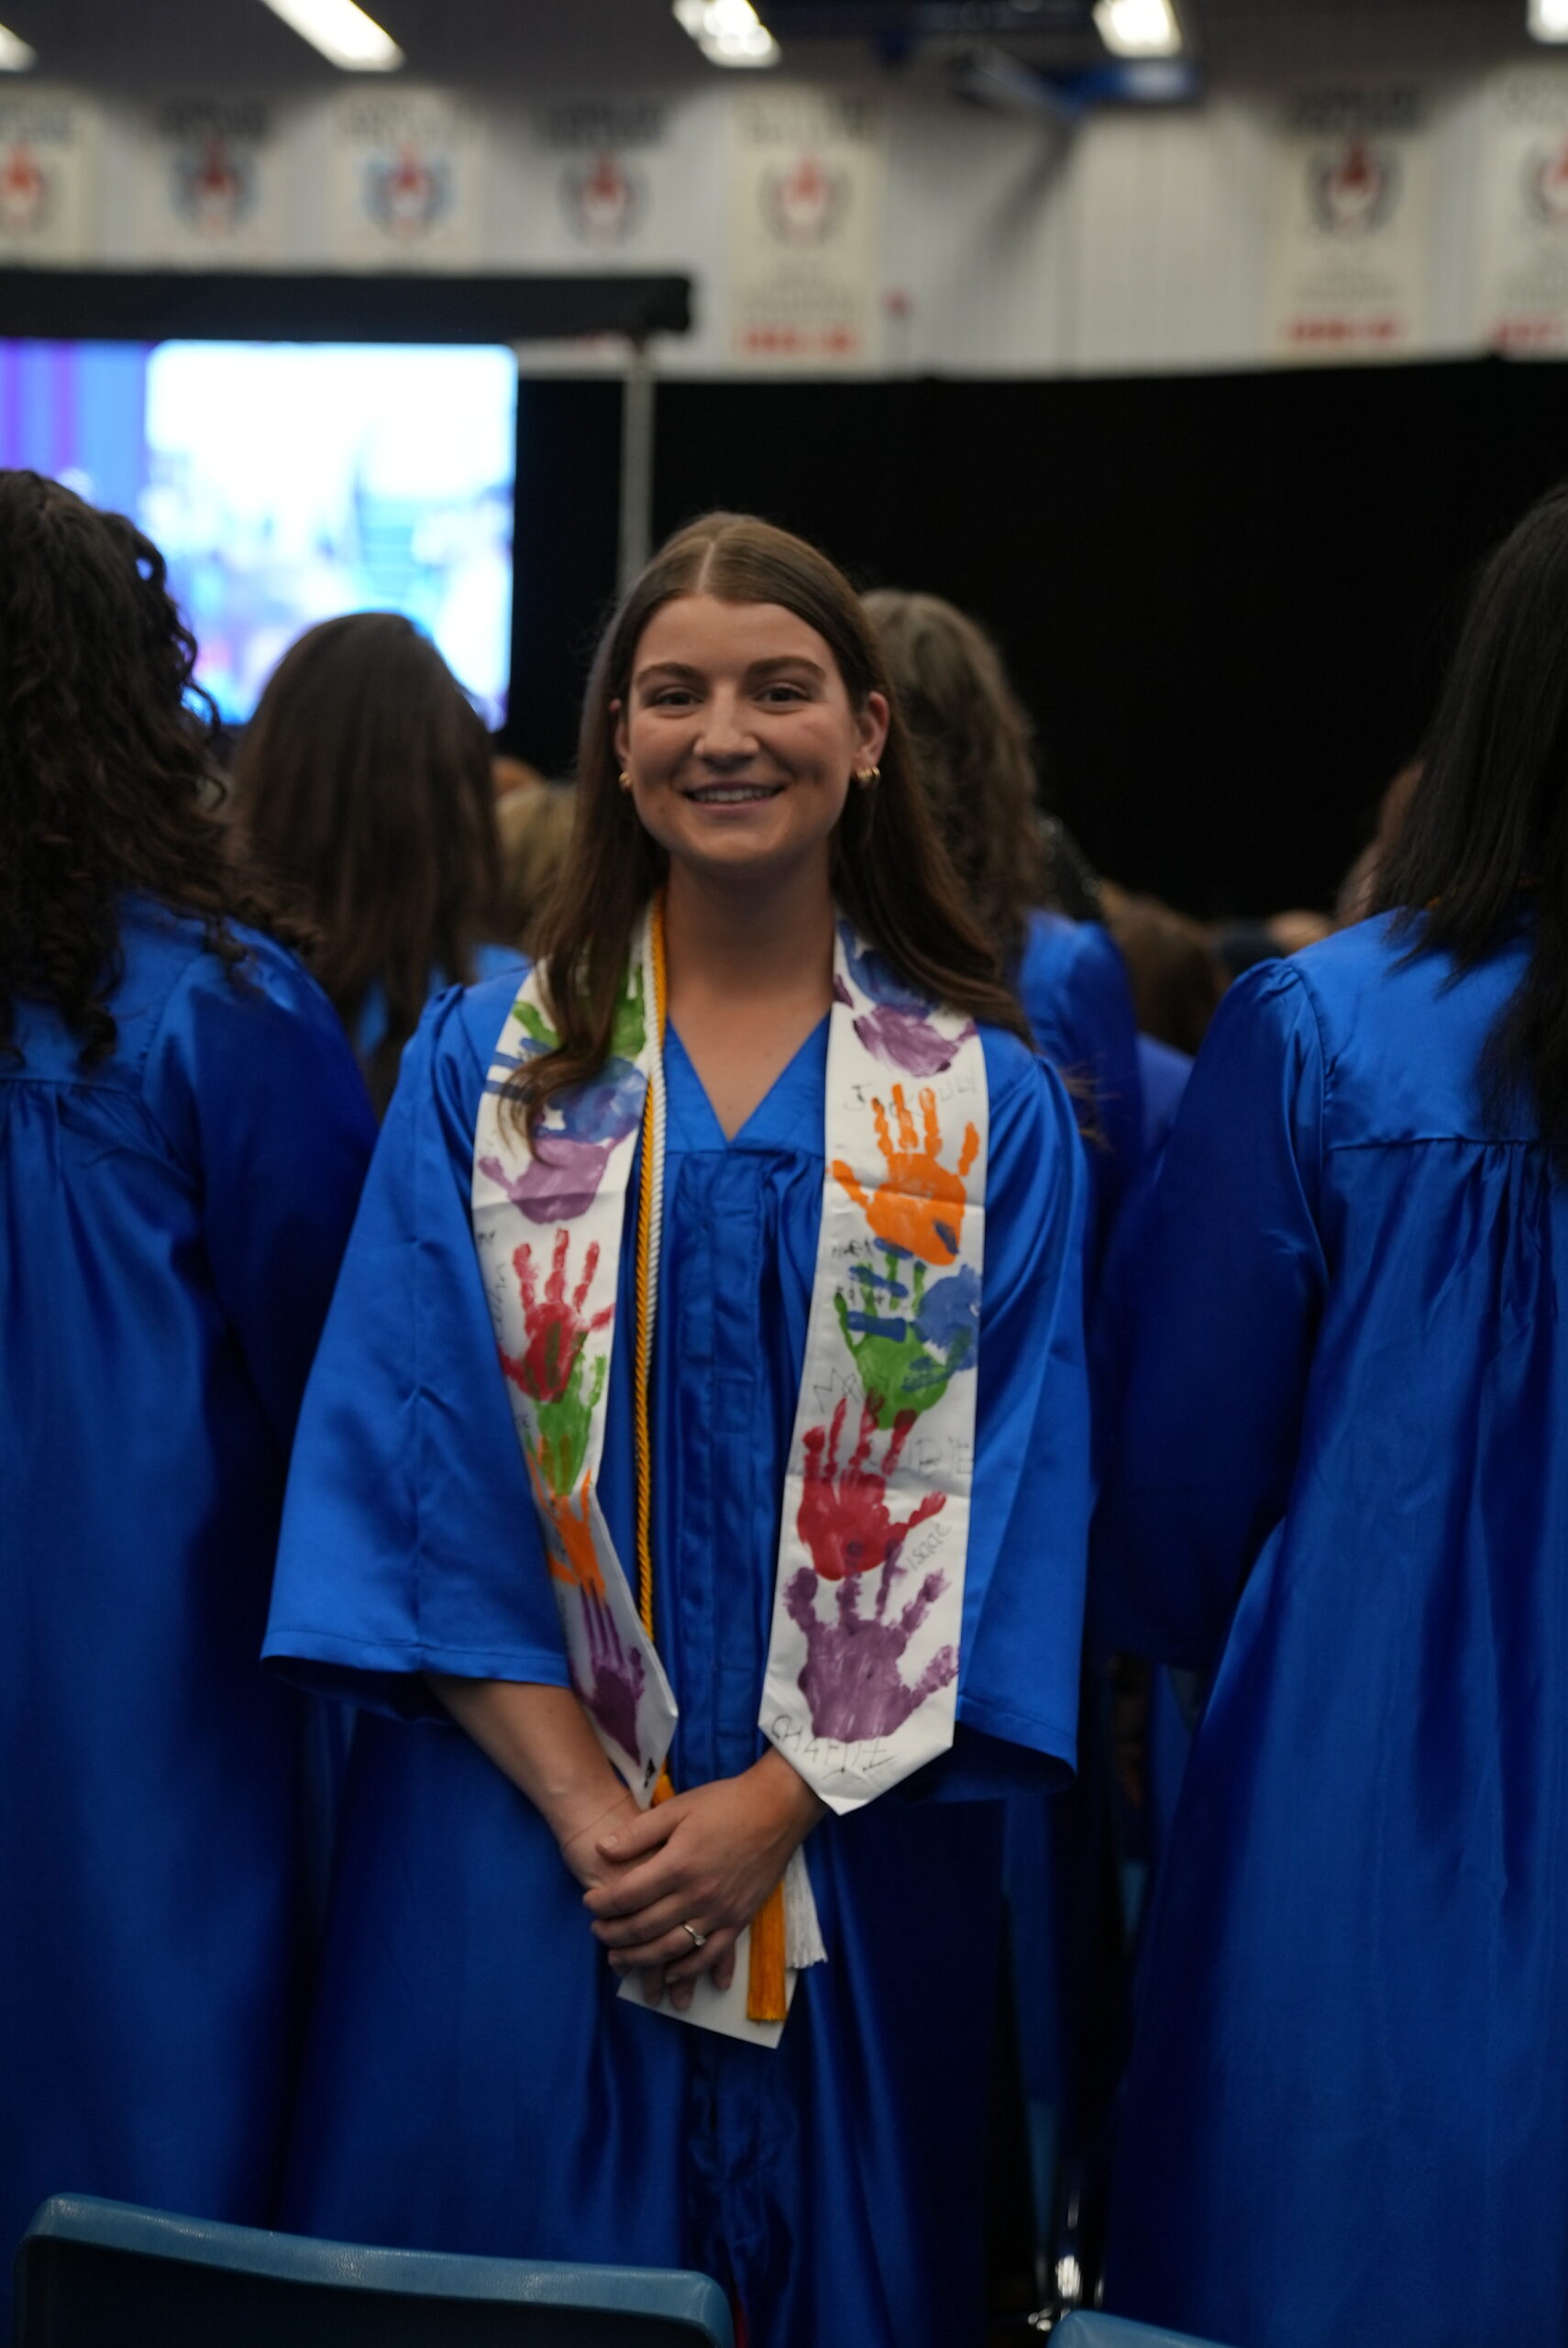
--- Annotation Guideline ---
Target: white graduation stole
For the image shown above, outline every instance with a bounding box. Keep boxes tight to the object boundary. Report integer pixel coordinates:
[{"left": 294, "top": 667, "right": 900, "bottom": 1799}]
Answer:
[{"left": 471, "top": 908, "right": 988, "bottom": 2000}]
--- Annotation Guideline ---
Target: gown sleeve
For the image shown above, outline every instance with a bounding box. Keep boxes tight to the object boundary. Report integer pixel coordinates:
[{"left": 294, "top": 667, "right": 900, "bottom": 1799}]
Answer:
[
  {"left": 926, "top": 1040, "right": 1092, "bottom": 1798},
  {"left": 262, "top": 987, "right": 571, "bottom": 1719},
  {"left": 1091, "top": 960, "right": 1329, "bottom": 1673},
  {"left": 148, "top": 935, "right": 378, "bottom": 1453}
]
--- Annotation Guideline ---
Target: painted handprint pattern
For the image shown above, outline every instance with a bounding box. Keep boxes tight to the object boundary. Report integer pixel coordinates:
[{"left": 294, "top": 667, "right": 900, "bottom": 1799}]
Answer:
[
  {"left": 834, "top": 1256, "right": 980, "bottom": 1428},
  {"left": 787, "top": 1399, "right": 956, "bottom": 1741},
  {"left": 500, "top": 1228, "right": 613, "bottom": 1493},
  {"left": 525, "top": 1458, "right": 647, "bottom": 1770},
  {"left": 832, "top": 1082, "right": 980, "bottom": 1267},
  {"left": 836, "top": 932, "right": 976, "bottom": 1077},
  {"left": 475, "top": 909, "right": 987, "bottom": 1823}
]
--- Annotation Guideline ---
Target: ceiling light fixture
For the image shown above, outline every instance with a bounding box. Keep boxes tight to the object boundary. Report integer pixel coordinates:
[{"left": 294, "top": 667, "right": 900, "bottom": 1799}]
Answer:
[
  {"left": 258, "top": 0, "right": 403, "bottom": 72},
  {"left": 1529, "top": 0, "right": 1568, "bottom": 40},
  {"left": 673, "top": 0, "right": 781, "bottom": 70},
  {"left": 1093, "top": 0, "right": 1184, "bottom": 57},
  {"left": 0, "top": 21, "right": 37, "bottom": 69}
]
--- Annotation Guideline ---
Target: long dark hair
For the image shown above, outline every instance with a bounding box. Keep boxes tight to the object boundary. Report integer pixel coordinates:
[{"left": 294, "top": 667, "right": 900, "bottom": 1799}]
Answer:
[
  {"left": 0, "top": 469, "right": 299, "bottom": 1069},
  {"left": 862, "top": 588, "right": 1048, "bottom": 974},
  {"left": 516, "top": 513, "right": 1031, "bottom": 1135},
  {"left": 233, "top": 612, "right": 502, "bottom": 1113},
  {"left": 1377, "top": 482, "right": 1568, "bottom": 1164}
]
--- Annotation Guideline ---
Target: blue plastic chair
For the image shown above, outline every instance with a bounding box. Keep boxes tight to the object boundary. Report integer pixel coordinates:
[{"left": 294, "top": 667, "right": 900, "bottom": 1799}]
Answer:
[
  {"left": 14, "top": 2196, "right": 734, "bottom": 2348},
  {"left": 1055, "top": 2317, "right": 1235, "bottom": 2348}
]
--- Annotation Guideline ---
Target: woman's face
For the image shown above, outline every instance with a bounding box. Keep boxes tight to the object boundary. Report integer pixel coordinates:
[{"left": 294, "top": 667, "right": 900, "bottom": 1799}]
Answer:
[{"left": 613, "top": 593, "right": 888, "bottom": 890}]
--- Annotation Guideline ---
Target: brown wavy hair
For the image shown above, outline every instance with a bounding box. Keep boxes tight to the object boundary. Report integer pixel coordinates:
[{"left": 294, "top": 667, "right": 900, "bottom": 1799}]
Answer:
[
  {"left": 233, "top": 612, "right": 502, "bottom": 1115},
  {"left": 862, "top": 589, "right": 1048, "bottom": 977},
  {"left": 0, "top": 468, "right": 300, "bottom": 1069},
  {"left": 516, "top": 513, "right": 1030, "bottom": 1135}
]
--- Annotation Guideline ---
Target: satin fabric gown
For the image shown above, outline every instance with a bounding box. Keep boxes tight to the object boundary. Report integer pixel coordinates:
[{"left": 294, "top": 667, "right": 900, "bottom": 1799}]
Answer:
[
  {"left": 263, "top": 970, "right": 1092, "bottom": 2348},
  {"left": 0, "top": 899, "right": 375, "bottom": 2326},
  {"left": 1096, "top": 915, "right": 1568, "bottom": 2348},
  {"left": 1007, "top": 909, "right": 1143, "bottom": 2142},
  {"left": 1016, "top": 909, "right": 1143, "bottom": 1252}
]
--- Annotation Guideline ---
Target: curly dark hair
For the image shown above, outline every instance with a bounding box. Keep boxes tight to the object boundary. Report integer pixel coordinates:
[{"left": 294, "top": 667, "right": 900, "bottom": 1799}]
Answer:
[{"left": 0, "top": 469, "right": 302, "bottom": 1068}]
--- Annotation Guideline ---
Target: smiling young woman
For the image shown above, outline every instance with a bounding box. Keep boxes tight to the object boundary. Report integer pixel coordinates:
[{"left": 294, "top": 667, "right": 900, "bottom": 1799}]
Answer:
[{"left": 263, "top": 514, "right": 1092, "bottom": 2348}]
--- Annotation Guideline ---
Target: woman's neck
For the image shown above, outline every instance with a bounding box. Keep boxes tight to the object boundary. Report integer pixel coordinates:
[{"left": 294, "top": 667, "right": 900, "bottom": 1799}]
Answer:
[
  {"left": 662, "top": 854, "right": 835, "bottom": 1010},
  {"left": 660, "top": 855, "right": 836, "bottom": 1141}
]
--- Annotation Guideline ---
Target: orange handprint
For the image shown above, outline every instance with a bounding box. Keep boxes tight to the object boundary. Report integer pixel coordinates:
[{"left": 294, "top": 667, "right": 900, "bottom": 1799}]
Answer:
[
  {"left": 832, "top": 1084, "right": 979, "bottom": 1266},
  {"left": 524, "top": 1453, "right": 606, "bottom": 1601}
]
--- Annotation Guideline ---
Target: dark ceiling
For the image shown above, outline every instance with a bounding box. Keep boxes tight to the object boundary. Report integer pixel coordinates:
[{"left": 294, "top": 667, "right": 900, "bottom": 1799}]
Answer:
[{"left": 0, "top": 0, "right": 1540, "bottom": 92}]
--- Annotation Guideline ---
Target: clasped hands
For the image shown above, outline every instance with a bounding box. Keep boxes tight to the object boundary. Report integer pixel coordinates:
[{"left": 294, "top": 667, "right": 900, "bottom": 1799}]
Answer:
[{"left": 558, "top": 1750, "right": 825, "bottom": 2014}]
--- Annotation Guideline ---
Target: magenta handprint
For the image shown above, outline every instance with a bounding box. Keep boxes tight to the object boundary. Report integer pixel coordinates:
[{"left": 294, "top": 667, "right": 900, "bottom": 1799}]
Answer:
[
  {"left": 788, "top": 1398, "right": 957, "bottom": 1740},
  {"left": 502, "top": 1229, "right": 613, "bottom": 1492}
]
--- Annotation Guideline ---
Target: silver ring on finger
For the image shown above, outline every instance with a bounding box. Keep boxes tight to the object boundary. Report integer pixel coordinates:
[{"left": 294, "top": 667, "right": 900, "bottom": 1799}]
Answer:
[{"left": 680, "top": 1922, "right": 707, "bottom": 1950}]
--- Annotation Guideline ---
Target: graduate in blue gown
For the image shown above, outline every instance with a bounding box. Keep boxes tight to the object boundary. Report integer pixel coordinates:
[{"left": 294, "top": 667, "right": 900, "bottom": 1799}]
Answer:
[
  {"left": 0, "top": 473, "right": 376, "bottom": 2330},
  {"left": 1097, "top": 483, "right": 1568, "bottom": 2348},
  {"left": 265, "top": 515, "right": 1091, "bottom": 2348},
  {"left": 233, "top": 611, "right": 517, "bottom": 1116}
]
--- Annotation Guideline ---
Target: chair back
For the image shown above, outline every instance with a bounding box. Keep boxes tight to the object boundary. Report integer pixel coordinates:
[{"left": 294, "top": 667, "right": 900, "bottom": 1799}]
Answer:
[
  {"left": 1055, "top": 2317, "right": 1237, "bottom": 2348},
  {"left": 15, "top": 2196, "right": 734, "bottom": 2348}
]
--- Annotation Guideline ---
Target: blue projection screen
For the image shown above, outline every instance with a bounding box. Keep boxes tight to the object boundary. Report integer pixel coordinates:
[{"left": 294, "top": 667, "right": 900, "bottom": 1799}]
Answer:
[{"left": 0, "top": 338, "right": 517, "bottom": 725}]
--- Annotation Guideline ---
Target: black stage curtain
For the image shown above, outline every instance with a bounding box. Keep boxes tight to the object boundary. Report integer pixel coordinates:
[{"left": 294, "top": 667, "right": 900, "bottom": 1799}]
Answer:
[{"left": 506, "top": 360, "right": 1568, "bottom": 918}]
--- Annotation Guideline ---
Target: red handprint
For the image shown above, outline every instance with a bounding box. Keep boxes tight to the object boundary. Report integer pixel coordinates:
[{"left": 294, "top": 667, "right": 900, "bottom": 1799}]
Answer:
[
  {"left": 832, "top": 1084, "right": 980, "bottom": 1267},
  {"left": 796, "top": 1396, "right": 945, "bottom": 1582},
  {"left": 501, "top": 1226, "right": 613, "bottom": 1404}
]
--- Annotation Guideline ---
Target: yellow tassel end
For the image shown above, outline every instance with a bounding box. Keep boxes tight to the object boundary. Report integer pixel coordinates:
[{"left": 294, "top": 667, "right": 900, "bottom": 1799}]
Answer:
[{"left": 746, "top": 1878, "right": 789, "bottom": 2023}]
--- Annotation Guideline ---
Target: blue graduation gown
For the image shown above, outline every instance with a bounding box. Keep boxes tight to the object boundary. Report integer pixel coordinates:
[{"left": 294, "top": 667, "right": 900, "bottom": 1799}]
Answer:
[
  {"left": 1097, "top": 916, "right": 1568, "bottom": 2348},
  {"left": 1016, "top": 910, "right": 1143, "bottom": 1247},
  {"left": 0, "top": 899, "right": 375, "bottom": 2324},
  {"left": 263, "top": 972, "right": 1091, "bottom": 2348},
  {"left": 1006, "top": 912, "right": 1143, "bottom": 2138}
]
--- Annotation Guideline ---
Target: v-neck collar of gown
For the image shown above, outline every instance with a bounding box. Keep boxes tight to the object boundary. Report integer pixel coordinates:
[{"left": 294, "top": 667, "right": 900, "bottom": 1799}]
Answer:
[{"left": 663, "top": 1016, "right": 830, "bottom": 1156}]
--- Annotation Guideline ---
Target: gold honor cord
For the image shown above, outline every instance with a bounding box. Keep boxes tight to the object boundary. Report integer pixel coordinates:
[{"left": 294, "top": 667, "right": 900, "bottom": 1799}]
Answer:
[{"left": 630, "top": 892, "right": 789, "bottom": 2023}]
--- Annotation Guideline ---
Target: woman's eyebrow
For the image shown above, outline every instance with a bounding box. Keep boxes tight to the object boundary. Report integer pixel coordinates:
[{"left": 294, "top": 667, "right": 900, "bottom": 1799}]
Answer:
[{"left": 634, "top": 655, "right": 827, "bottom": 688}]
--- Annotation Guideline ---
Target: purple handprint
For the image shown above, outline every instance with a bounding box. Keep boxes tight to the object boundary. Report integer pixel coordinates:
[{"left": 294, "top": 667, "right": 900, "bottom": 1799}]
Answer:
[
  {"left": 786, "top": 1560, "right": 957, "bottom": 1744},
  {"left": 570, "top": 1586, "right": 647, "bottom": 1772},
  {"left": 787, "top": 1397, "right": 956, "bottom": 1741},
  {"left": 479, "top": 1056, "right": 645, "bottom": 1223},
  {"left": 836, "top": 933, "right": 975, "bottom": 1078}
]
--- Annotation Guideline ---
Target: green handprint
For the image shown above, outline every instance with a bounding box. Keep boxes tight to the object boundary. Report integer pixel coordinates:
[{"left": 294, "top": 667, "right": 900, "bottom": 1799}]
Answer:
[{"left": 834, "top": 1256, "right": 981, "bottom": 1431}]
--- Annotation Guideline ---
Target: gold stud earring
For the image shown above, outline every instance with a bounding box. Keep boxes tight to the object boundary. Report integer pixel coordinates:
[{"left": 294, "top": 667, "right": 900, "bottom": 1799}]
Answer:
[
  {"left": 856, "top": 765, "right": 880, "bottom": 786},
  {"left": 618, "top": 770, "right": 633, "bottom": 792}
]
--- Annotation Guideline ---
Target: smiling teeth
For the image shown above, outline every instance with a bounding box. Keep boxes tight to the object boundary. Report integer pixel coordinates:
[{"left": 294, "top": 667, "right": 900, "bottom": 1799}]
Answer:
[{"left": 690, "top": 786, "right": 780, "bottom": 803}]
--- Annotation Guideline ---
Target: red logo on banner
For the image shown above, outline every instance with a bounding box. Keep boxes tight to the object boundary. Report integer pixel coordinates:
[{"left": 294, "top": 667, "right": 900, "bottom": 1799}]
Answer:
[
  {"left": 172, "top": 137, "right": 255, "bottom": 237},
  {"left": 1309, "top": 138, "right": 1399, "bottom": 238},
  {"left": 762, "top": 151, "right": 845, "bottom": 245},
  {"left": 561, "top": 150, "right": 642, "bottom": 246},
  {"left": 1526, "top": 138, "right": 1568, "bottom": 227},
  {"left": 0, "top": 140, "right": 50, "bottom": 236},
  {"left": 364, "top": 142, "right": 451, "bottom": 240}
]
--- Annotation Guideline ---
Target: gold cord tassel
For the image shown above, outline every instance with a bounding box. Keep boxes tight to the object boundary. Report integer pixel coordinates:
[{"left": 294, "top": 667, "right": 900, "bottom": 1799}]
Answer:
[{"left": 746, "top": 1880, "right": 789, "bottom": 2022}]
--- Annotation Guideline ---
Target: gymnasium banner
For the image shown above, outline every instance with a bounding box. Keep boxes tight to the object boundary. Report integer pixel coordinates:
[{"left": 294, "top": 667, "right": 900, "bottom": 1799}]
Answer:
[
  {"left": 728, "top": 89, "right": 883, "bottom": 366},
  {"left": 0, "top": 88, "right": 96, "bottom": 263},
  {"left": 538, "top": 99, "right": 667, "bottom": 254},
  {"left": 1477, "top": 63, "right": 1568, "bottom": 354},
  {"left": 132, "top": 98, "right": 288, "bottom": 265},
  {"left": 329, "top": 87, "right": 487, "bottom": 268},
  {"left": 1263, "top": 88, "right": 1432, "bottom": 360}
]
